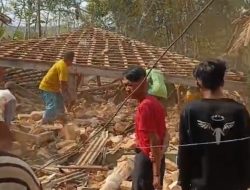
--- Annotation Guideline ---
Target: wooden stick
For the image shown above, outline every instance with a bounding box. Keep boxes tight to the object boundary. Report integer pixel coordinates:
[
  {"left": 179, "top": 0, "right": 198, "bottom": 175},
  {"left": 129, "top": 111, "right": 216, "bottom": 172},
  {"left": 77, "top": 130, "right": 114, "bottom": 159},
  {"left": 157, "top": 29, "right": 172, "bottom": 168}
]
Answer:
[
  {"left": 52, "top": 172, "right": 87, "bottom": 185},
  {"left": 79, "top": 83, "right": 119, "bottom": 94},
  {"left": 96, "top": 76, "right": 101, "bottom": 86},
  {"left": 55, "top": 165, "right": 108, "bottom": 171}
]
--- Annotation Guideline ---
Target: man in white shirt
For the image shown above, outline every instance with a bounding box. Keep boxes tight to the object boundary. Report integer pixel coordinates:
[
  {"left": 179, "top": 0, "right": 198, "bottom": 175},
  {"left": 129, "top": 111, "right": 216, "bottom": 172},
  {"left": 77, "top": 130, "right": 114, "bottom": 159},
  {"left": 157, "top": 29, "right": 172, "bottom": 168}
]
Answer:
[{"left": 0, "top": 82, "right": 17, "bottom": 126}]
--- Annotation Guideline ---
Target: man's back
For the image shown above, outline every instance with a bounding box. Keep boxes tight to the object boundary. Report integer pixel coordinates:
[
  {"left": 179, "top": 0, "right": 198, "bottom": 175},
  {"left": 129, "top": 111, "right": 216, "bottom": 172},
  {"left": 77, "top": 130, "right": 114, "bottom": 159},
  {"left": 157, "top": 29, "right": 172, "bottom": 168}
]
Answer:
[
  {"left": 0, "top": 89, "right": 16, "bottom": 102},
  {"left": 39, "top": 59, "right": 68, "bottom": 93},
  {"left": 0, "top": 151, "right": 42, "bottom": 190},
  {"left": 178, "top": 98, "right": 250, "bottom": 190}
]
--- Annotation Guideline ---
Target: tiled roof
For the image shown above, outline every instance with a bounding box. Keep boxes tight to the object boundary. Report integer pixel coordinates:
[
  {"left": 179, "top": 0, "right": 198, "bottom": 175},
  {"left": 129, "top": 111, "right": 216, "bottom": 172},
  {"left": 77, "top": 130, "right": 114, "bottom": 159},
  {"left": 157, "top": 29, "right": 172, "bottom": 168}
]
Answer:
[{"left": 0, "top": 27, "right": 246, "bottom": 82}]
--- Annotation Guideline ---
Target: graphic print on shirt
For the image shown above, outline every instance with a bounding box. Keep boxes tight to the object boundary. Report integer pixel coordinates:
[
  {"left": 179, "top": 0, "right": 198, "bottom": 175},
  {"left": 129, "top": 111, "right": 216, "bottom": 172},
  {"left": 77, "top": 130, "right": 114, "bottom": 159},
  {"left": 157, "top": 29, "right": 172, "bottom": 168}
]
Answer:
[{"left": 197, "top": 115, "right": 235, "bottom": 145}]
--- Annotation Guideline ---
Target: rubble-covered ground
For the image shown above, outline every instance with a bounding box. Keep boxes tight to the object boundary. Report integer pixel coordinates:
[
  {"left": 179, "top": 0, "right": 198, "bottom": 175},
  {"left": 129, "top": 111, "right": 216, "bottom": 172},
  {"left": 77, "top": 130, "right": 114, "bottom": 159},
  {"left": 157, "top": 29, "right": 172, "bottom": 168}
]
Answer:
[{"left": 9, "top": 81, "right": 246, "bottom": 190}]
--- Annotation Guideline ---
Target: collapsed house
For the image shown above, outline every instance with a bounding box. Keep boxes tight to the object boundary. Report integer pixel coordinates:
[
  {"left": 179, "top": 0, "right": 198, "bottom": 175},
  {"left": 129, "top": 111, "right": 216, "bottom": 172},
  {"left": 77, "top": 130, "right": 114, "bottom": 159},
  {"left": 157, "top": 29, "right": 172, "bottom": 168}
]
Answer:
[{"left": 0, "top": 27, "right": 247, "bottom": 189}]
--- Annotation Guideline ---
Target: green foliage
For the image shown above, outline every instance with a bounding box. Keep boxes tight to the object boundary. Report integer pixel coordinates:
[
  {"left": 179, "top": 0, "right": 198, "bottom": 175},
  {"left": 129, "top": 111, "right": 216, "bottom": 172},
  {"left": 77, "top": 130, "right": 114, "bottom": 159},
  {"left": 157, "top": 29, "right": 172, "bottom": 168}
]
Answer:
[
  {"left": 0, "top": 27, "right": 5, "bottom": 38},
  {"left": 2, "top": 0, "right": 250, "bottom": 62},
  {"left": 85, "top": 0, "right": 250, "bottom": 60},
  {"left": 13, "top": 30, "right": 24, "bottom": 40}
]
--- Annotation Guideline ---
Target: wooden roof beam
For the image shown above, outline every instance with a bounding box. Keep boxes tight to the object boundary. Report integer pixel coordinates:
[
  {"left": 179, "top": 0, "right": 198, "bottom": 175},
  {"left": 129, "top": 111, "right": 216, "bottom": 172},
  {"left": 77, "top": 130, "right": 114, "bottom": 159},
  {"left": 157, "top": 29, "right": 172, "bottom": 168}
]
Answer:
[
  {"left": 56, "top": 31, "right": 76, "bottom": 60},
  {"left": 87, "top": 29, "right": 97, "bottom": 65},
  {"left": 118, "top": 40, "right": 128, "bottom": 68},
  {"left": 103, "top": 38, "right": 110, "bottom": 67},
  {"left": 139, "top": 42, "right": 164, "bottom": 69},
  {"left": 72, "top": 30, "right": 86, "bottom": 72},
  {"left": 130, "top": 41, "right": 145, "bottom": 67},
  {"left": 101, "top": 31, "right": 110, "bottom": 67}
]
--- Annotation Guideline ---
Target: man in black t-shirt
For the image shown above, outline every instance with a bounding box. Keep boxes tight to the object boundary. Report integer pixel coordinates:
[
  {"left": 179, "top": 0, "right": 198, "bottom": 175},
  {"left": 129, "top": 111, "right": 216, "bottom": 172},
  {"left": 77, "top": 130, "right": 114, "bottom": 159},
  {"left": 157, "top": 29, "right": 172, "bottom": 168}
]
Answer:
[{"left": 177, "top": 59, "right": 250, "bottom": 190}]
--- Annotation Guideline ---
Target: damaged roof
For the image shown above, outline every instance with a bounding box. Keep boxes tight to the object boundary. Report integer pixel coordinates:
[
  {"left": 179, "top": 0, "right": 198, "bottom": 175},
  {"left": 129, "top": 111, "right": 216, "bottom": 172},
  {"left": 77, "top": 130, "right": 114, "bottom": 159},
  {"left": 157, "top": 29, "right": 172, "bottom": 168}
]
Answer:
[{"left": 0, "top": 27, "right": 246, "bottom": 83}]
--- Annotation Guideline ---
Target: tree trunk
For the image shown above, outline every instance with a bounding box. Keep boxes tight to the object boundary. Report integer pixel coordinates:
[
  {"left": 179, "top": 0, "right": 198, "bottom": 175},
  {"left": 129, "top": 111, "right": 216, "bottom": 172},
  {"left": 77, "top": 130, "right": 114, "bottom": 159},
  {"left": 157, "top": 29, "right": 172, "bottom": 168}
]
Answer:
[
  {"left": 25, "top": 21, "right": 29, "bottom": 39},
  {"left": 58, "top": 4, "right": 61, "bottom": 35},
  {"left": 44, "top": 12, "right": 50, "bottom": 37},
  {"left": 37, "top": 0, "right": 42, "bottom": 37},
  {"left": 0, "top": 0, "right": 4, "bottom": 12},
  {"left": 137, "top": 1, "right": 154, "bottom": 36},
  {"left": 27, "top": 0, "right": 32, "bottom": 39},
  {"left": 13, "top": 18, "right": 22, "bottom": 40}
]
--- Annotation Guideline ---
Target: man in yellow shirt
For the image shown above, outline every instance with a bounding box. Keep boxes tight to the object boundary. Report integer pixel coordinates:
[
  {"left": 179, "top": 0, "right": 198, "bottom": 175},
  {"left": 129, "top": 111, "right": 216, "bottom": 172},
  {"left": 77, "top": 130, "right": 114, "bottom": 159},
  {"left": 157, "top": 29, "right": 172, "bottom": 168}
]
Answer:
[{"left": 39, "top": 51, "right": 74, "bottom": 124}]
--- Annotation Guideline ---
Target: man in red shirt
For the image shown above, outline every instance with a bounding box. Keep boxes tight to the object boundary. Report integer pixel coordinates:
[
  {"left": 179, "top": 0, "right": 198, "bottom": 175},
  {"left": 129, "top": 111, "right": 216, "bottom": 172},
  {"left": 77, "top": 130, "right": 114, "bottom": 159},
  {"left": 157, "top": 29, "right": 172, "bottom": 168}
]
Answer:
[{"left": 123, "top": 67, "right": 168, "bottom": 190}]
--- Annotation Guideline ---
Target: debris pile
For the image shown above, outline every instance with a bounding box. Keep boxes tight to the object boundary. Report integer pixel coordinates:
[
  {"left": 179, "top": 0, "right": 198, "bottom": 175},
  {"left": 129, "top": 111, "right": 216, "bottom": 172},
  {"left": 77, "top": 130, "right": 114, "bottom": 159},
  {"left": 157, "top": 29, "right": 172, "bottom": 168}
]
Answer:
[
  {"left": 15, "top": 81, "right": 250, "bottom": 189},
  {"left": 14, "top": 83, "right": 250, "bottom": 190},
  {"left": 10, "top": 90, "right": 180, "bottom": 190}
]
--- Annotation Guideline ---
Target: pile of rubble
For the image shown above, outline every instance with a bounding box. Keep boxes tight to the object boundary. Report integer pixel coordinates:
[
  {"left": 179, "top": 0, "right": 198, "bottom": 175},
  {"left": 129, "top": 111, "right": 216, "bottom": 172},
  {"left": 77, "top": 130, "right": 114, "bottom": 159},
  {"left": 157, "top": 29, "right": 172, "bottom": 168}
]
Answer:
[
  {"left": 10, "top": 79, "right": 249, "bottom": 190},
  {"left": 9, "top": 92, "right": 180, "bottom": 190}
]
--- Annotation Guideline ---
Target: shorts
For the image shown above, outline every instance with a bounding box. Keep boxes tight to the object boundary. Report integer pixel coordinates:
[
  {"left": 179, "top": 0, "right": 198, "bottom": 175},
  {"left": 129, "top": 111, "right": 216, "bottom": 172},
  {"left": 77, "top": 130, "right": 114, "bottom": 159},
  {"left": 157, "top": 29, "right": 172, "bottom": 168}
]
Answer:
[{"left": 41, "top": 91, "right": 65, "bottom": 123}]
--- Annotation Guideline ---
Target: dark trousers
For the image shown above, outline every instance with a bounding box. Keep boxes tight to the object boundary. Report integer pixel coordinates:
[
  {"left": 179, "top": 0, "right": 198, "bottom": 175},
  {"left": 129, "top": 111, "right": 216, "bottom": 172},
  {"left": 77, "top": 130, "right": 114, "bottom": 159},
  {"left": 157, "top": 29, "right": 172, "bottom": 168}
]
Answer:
[
  {"left": 189, "top": 186, "right": 247, "bottom": 190},
  {"left": 132, "top": 151, "right": 165, "bottom": 190}
]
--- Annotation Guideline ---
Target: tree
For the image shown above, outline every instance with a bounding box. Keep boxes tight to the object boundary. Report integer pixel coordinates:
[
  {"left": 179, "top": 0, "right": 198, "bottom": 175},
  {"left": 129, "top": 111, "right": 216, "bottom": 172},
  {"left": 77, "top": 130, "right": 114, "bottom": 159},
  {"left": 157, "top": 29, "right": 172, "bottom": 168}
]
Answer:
[{"left": 85, "top": 0, "right": 250, "bottom": 60}]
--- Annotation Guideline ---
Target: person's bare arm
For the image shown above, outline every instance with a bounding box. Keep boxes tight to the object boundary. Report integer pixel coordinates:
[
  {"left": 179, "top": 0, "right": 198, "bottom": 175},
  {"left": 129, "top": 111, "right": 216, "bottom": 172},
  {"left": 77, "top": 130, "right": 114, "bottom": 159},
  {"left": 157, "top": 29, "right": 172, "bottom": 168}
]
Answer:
[
  {"left": 150, "top": 131, "right": 169, "bottom": 168},
  {"left": 150, "top": 133, "right": 161, "bottom": 173},
  {"left": 149, "top": 133, "right": 162, "bottom": 189},
  {"left": 161, "top": 131, "right": 170, "bottom": 157}
]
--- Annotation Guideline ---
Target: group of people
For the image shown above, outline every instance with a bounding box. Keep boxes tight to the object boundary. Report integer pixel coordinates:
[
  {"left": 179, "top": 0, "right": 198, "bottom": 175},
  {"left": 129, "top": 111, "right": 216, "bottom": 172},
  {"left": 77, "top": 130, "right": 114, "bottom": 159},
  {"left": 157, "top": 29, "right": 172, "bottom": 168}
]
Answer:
[
  {"left": 0, "top": 52, "right": 76, "bottom": 189},
  {"left": 0, "top": 51, "right": 249, "bottom": 190},
  {"left": 126, "top": 59, "right": 250, "bottom": 190}
]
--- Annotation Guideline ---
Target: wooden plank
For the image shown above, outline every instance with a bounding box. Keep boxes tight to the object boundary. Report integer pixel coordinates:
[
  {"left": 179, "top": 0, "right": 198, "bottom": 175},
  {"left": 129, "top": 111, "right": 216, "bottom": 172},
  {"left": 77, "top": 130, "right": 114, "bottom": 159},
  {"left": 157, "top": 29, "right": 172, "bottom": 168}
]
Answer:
[
  {"left": 55, "top": 165, "right": 108, "bottom": 171},
  {"left": 79, "top": 83, "right": 119, "bottom": 94},
  {"left": 86, "top": 131, "right": 108, "bottom": 165},
  {"left": 96, "top": 76, "right": 101, "bottom": 86},
  {"left": 50, "top": 171, "right": 87, "bottom": 185}
]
